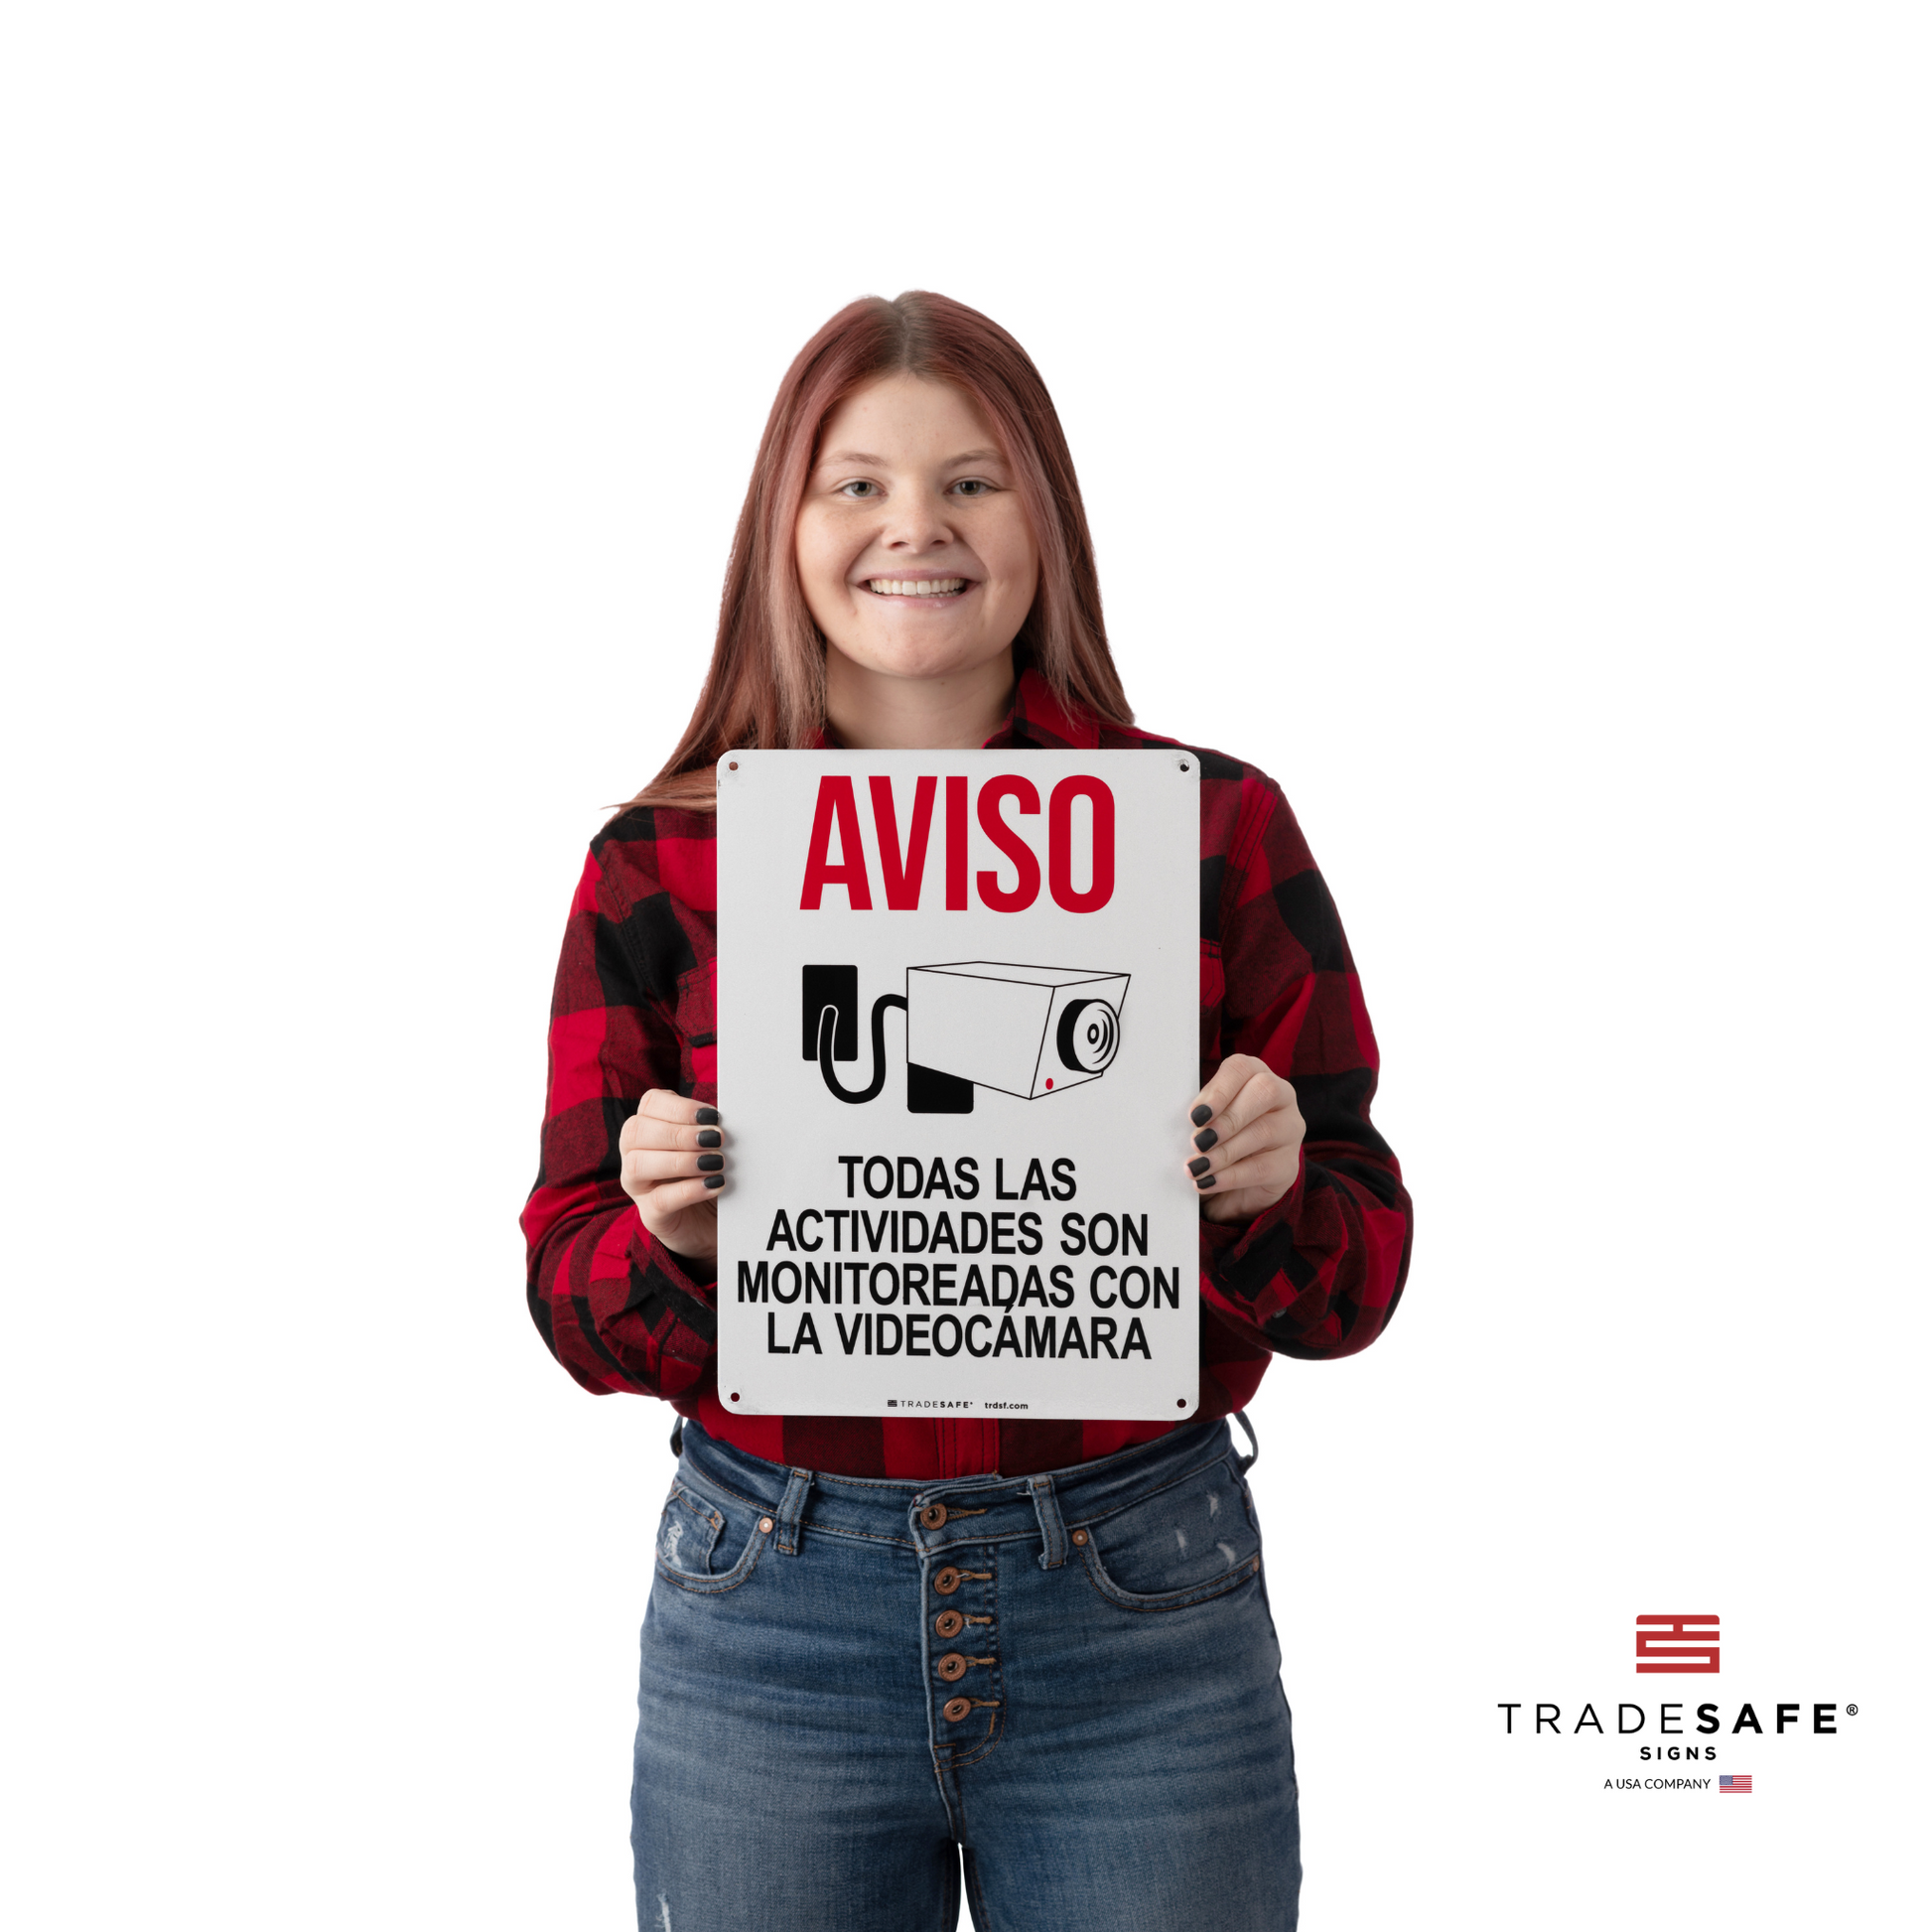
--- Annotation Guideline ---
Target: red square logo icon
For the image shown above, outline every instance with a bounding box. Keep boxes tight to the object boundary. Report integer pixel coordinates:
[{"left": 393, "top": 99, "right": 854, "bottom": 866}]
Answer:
[{"left": 1635, "top": 1613, "right": 1720, "bottom": 1673}]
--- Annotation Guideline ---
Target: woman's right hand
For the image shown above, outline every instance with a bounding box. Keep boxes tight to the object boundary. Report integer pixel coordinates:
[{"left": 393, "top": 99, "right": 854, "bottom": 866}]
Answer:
[{"left": 620, "top": 1091, "right": 725, "bottom": 1262}]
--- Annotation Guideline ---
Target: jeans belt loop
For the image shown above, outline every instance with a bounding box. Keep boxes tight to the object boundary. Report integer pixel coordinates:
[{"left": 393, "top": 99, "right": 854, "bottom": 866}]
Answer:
[
  {"left": 774, "top": 1467, "right": 814, "bottom": 1557},
  {"left": 1029, "top": 1473, "right": 1069, "bottom": 1571}
]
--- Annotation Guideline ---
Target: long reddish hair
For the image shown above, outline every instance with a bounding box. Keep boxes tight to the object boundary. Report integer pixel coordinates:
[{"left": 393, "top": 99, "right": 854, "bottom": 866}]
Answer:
[{"left": 630, "top": 291, "right": 1131, "bottom": 811}]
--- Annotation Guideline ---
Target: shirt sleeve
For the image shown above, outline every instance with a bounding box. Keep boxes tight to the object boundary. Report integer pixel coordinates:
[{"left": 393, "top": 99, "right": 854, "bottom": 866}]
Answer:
[
  {"left": 1197, "top": 777, "right": 1413, "bottom": 1359},
  {"left": 519, "top": 842, "right": 718, "bottom": 1400}
]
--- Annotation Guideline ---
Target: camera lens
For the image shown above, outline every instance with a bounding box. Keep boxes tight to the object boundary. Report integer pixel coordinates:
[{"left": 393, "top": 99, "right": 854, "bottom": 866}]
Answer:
[{"left": 1057, "top": 999, "right": 1119, "bottom": 1074}]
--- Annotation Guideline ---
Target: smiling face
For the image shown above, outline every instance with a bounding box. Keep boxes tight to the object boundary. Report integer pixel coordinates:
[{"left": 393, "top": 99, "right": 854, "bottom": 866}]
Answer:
[{"left": 795, "top": 373, "right": 1040, "bottom": 715}]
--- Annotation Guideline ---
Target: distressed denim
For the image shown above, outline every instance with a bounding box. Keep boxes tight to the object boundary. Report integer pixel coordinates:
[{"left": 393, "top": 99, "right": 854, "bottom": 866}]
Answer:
[{"left": 632, "top": 1418, "right": 1300, "bottom": 1931}]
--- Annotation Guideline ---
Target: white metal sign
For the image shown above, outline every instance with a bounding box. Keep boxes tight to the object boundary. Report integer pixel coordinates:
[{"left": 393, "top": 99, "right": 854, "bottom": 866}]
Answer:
[{"left": 717, "top": 749, "right": 1199, "bottom": 1421}]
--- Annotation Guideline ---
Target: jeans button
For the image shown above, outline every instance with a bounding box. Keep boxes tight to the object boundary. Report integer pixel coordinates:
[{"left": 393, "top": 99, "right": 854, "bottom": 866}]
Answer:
[
  {"left": 934, "top": 1609, "right": 964, "bottom": 1639},
  {"left": 933, "top": 1567, "right": 962, "bottom": 1595},
  {"left": 937, "top": 1652, "right": 968, "bottom": 1682},
  {"left": 942, "top": 1697, "right": 972, "bottom": 1723},
  {"left": 919, "top": 1503, "right": 949, "bottom": 1530}
]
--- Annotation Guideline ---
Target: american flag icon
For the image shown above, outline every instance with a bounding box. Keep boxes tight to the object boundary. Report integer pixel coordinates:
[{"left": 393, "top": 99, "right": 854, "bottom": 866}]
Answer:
[{"left": 1720, "top": 1774, "right": 1753, "bottom": 1794}]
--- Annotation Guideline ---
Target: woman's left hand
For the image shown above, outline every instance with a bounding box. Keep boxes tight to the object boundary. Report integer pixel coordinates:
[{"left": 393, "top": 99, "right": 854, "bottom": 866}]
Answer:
[{"left": 1183, "top": 1053, "right": 1307, "bottom": 1225}]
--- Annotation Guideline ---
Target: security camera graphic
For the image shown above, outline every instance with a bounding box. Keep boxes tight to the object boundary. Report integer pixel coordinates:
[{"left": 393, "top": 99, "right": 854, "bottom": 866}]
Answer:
[{"left": 802, "top": 962, "right": 1130, "bottom": 1114}]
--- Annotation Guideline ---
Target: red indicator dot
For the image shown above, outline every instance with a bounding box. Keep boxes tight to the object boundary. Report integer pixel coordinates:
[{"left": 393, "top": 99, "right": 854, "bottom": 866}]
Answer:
[{"left": 1044, "top": 1078, "right": 1053, "bottom": 1089}]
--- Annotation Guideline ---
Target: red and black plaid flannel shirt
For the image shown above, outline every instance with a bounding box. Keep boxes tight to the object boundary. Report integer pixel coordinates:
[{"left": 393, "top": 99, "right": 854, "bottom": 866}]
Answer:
[{"left": 522, "top": 669, "right": 1413, "bottom": 1478}]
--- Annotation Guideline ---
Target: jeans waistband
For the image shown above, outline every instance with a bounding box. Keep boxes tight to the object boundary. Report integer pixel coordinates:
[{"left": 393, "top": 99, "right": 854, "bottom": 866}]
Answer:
[{"left": 672, "top": 1416, "right": 1251, "bottom": 1571}]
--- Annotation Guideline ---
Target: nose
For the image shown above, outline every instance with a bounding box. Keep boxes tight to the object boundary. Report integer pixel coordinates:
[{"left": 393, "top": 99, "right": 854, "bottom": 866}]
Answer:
[{"left": 881, "top": 486, "right": 957, "bottom": 553}]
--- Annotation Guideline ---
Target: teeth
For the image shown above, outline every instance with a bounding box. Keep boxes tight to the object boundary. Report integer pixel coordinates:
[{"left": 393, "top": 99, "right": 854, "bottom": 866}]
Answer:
[{"left": 867, "top": 578, "right": 966, "bottom": 597}]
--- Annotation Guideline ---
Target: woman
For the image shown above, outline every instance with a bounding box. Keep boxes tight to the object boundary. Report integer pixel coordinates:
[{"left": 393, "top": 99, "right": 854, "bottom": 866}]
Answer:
[{"left": 522, "top": 292, "right": 1412, "bottom": 1931}]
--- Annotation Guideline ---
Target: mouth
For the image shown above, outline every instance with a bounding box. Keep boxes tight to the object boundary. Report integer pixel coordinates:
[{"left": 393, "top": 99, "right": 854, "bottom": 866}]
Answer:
[{"left": 862, "top": 577, "right": 971, "bottom": 598}]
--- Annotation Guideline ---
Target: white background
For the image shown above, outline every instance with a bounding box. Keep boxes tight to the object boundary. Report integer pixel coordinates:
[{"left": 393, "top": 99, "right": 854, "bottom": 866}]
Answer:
[{"left": 2, "top": 4, "right": 1924, "bottom": 1927}]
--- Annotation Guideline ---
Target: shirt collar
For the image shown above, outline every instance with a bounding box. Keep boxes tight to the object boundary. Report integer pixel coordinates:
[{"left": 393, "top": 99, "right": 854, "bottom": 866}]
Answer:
[{"left": 984, "top": 665, "right": 1102, "bottom": 751}]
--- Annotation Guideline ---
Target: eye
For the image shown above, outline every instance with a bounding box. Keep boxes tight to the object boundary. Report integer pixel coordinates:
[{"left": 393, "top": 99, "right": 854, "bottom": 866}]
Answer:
[
  {"left": 951, "top": 479, "right": 992, "bottom": 497},
  {"left": 838, "top": 480, "right": 880, "bottom": 498}
]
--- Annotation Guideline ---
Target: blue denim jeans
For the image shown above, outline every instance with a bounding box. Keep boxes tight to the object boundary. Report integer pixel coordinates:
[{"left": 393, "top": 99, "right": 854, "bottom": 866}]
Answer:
[{"left": 632, "top": 1418, "right": 1300, "bottom": 1930}]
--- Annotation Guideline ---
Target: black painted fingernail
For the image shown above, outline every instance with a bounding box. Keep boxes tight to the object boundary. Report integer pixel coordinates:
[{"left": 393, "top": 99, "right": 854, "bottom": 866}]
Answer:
[
  {"left": 1187, "top": 1156, "right": 1211, "bottom": 1176},
  {"left": 1193, "top": 1128, "right": 1218, "bottom": 1152},
  {"left": 703, "top": 1174, "right": 725, "bottom": 1189},
  {"left": 695, "top": 1107, "right": 721, "bottom": 1126},
  {"left": 1190, "top": 1104, "right": 1212, "bottom": 1127},
  {"left": 697, "top": 1129, "right": 722, "bottom": 1149},
  {"left": 697, "top": 1154, "right": 724, "bottom": 1173},
  {"left": 1195, "top": 1173, "right": 1217, "bottom": 1190}
]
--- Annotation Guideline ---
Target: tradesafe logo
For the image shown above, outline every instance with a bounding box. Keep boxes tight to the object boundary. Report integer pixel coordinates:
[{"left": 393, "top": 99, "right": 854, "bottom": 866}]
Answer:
[
  {"left": 1496, "top": 1609, "right": 1860, "bottom": 1789},
  {"left": 1636, "top": 1613, "right": 1720, "bottom": 1673}
]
